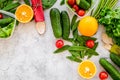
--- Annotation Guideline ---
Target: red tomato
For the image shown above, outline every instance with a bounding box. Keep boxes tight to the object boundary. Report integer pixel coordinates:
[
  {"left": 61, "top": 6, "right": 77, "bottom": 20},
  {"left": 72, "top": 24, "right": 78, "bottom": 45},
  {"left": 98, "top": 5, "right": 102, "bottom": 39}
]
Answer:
[
  {"left": 99, "top": 71, "right": 108, "bottom": 79},
  {"left": 56, "top": 40, "right": 64, "bottom": 48},
  {"left": 77, "top": 9, "right": 85, "bottom": 16},
  {"left": 0, "top": 13, "right": 3, "bottom": 19},
  {"left": 86, "top": 40, "right": 95, "bottom": 48},
  {"left": 68, "top": 0, "right": 75, "bottom": 6},
  {"left": 73, "top": 5, "right": 79, "bottom": 12}
]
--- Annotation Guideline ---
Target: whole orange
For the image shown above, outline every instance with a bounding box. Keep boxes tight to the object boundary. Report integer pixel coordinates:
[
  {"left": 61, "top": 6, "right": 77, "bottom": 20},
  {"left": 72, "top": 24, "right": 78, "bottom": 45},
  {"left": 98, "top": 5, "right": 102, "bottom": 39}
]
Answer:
[{"left": 78, "top": 16, "right": 98, "bottom": 36}]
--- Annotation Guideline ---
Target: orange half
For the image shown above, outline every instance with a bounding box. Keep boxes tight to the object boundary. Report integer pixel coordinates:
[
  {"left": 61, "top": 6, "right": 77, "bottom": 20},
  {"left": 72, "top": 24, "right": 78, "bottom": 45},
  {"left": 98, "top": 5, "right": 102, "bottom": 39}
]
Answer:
[
  {"left": 15, "top": 4, "right": 33, "bottom": 23},
  {"left": 78, "top": 60, "right": 97, "bottom": 79}
]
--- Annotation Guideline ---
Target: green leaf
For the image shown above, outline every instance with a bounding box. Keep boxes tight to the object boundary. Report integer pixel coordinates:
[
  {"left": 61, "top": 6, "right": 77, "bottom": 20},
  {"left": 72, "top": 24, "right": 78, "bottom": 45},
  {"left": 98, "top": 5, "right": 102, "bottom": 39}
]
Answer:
[
  {"left": 86, "top": 49, "right": 99, "bottom": 59},
  {"left": 60, "top": 0, "right": 65, "bottom": 5},
  {"left": 79, "top": 51, "right": 86, "bottom": 58},
  {"left": 92, "top": 42, "right": 99, "bottom": 50},
  {"left": 54, "top": 45, "right": 70, "bottom": 53},
  {"left": 68, "top": 46, "right": 88, "bottom": 51},
  {"left": 69, "top": 50, "right": 80, "bottom": 58},
  {"left": 66, "top": 56, "right": 82, "bottom": 62}
]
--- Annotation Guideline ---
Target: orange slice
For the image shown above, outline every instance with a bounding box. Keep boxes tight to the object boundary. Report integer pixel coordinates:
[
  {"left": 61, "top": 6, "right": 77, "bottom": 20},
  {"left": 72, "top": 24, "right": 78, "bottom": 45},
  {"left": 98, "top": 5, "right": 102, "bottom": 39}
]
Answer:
[
  {"left": 78, "top": 60, "right": 97, "bottom": 79},
  {"left": 15, "top": 4, "right": 33, "bottom": 23}
]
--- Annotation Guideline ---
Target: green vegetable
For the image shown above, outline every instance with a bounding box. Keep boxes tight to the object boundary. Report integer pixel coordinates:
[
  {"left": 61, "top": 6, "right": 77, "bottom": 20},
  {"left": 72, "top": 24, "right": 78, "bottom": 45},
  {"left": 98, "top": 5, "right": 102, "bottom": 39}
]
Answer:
[
  {"left": 92, "top": 0, "right": 106, "bottom": 18},
  {"left": 50, "top": 8, "right": 62, "bottom": 38},
  {"left": 54, "top": 45, "right": 70, "bottom": 53},
  {"left": 60, "top": 0, "right": 65, "bottom": 5},
  {"left": 0, "top": 28, "right": 7, "bottom": 38},
  {"left": 99, "top": 8, "right": 120, "bottom": 46},
  {"left": 2, "top": 2, "right": 20, "bottom": 11},
  {"left": 42, "top": 0, "right": 57, "bottom": 9},
  {"left": 72, "top": 20, "right": 80, "bottom": 31},
  {"left": 24, "top": 0, "right": 30, "bottom": 6},
  {"left": 71, "top": 15, "right": 77, "bottom": 29},
  {"left": 76, "top": 0, "right": 91, "bottom": 10},
  {"left": 110, "top": 45, "right": 120, "bottom": 55},
  {"left": 0, "top": 17, "right": 13, "bottom": 25},
  {"left": 92, "top": 0, "right": 118, "bottom": 18},
  {"left": 99, "top": 58, "right": 120, "bottom": 80},
  {"left": 61, "top": 11, "right": 70, "bottom": 39},
  {"left": 110, "top": 53, "right": 120, "bottom": 68},
  {"left": 66, "top": 56, "right": 82, "bottom": 62},
  {"left": 68, "top": 46, "right": 88, "bottom": 51}
]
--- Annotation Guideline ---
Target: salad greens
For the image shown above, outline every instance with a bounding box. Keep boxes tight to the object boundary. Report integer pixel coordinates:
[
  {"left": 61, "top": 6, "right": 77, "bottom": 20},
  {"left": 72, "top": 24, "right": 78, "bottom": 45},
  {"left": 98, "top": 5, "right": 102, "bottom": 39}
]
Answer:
[
  {"left": 99, "top": 8, "right": 120, "bottom": 46},
  {"left": 0, "top": 20, "right": 15, "bottom": 38}
]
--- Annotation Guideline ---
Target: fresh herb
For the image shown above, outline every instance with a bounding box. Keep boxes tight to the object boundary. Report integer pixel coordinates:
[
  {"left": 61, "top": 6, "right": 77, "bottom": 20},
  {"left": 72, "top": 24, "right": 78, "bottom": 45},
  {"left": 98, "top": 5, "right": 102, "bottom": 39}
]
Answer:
[
  {"left": 92, "top": 0, "right": 118, "bottom": 19},
  {"left": 99, "top": 8, "right": 120, "bottom": 46}
]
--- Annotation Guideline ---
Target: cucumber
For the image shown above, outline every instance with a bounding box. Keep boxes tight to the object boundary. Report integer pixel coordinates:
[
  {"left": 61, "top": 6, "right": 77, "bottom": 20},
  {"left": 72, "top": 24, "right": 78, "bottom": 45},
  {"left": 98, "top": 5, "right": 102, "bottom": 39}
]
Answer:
[
  {"left": 76, "top": 0, "right": 91, "bottom": 10},
  {"left": 50, "top": 8, "right": 62, "bottom": 38},
  {"left": 99, "top": 58, "right": 120, "bottom": 80},
  {"left": 61, "top": 11, "right": 70, "bottom": 39},
  {"left": 110, "top": 53, "right": 120, "bottom": 68},
  {"left": 0, "top": 17, "right": 13, "bottom": 25}
]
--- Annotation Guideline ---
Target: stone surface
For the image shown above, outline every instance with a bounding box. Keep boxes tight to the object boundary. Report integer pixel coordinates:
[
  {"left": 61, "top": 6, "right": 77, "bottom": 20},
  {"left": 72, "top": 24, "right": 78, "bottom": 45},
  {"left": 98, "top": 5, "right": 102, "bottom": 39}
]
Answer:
[{"left": 0, "top": 0, "right": 119, "bottom": 80}]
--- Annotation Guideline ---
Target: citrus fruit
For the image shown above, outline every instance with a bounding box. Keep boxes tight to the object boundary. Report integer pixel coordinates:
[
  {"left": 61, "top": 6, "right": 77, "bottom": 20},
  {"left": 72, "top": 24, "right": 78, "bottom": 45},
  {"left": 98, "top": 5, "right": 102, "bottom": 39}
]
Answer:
[
  {"left": 78, "top": 60, "right": 97, "bottom": 79},
  {"left": 78, "top": 16, "right": 98, "bottom": 36},
  {"left": 15, "top": 4, "right": 33, "bottom": 23}
]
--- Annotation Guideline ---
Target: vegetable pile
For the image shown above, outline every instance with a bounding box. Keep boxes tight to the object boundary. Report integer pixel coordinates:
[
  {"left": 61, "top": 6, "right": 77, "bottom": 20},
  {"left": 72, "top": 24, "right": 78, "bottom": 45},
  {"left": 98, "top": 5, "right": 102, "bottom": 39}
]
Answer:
[
  {"left": 66, "top": 0, "right": 92, "bottom": 16},
  {"left": 50, "top": 8, "right": 99, "bottom": 62}
]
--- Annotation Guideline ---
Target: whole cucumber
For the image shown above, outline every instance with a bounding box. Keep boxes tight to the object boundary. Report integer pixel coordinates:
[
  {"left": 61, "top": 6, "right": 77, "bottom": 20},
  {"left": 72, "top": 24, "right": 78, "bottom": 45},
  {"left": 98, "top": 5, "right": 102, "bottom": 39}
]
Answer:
[
  {"left": 76, "top": 0, "right": 91, "bottom": 10},
  {"left": 61, "top": 11, "right": 70, "bottom": 39},
  {"left": 50, "top": 8, "right": 62, "bottom": 38},
  {"left": 99, "top": 58, "right": 120, "bottom": 80},
  {"left": 110, "top": 53, "right": 120, "bottom": 68}
]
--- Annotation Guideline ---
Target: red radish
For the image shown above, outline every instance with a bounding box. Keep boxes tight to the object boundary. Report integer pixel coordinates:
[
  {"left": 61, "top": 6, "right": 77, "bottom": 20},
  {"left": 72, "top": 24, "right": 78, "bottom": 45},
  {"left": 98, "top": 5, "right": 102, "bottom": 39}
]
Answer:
[
  {"left": 99, "top": 71, "right": 108, "bottom": 79},
  {"left": 86, "top": 40, "right": 95, "bottom": 48},
  {"left": 31, "top": 0, "right": 46, "bottom": 34},
  {"left": 77, "top": 9, "right": 85, "bottom": 16},
  {"left": 73, "top": 5, "right": 79, "bottom": 12},
  {"left": 68, "top": 0, "right": 75, "bottom": 6},
  {"left": 56, "top": 40, "right": 64, "bottom": 48},
  {"left": 0, "top": 13, "right": 3, "bottom": 19}
]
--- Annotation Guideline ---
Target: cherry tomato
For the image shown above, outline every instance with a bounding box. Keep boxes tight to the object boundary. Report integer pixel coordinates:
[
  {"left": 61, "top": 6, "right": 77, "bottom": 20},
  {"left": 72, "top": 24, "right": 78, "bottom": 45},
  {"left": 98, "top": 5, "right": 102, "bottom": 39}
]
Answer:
[
  {"left": 86, "top": 40, "right": 95, "bottom": 48},
  {"left": 56, "top": 40, "right": 64, "bottom": 48},
  {"left": 73, "top": 5, "right": 79, "bottom": 12},
  {"left": 77, "top": 9, "right": 85, "bottom": 16},
  {"left": 99, "top": 71, "right": 108, "bottom": 79},
  {"left": 0, "top": 13, "right": 3, "bottom": 19},
  {"left": 68, "top": 0, "right": 75, "bottom": 6}
]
